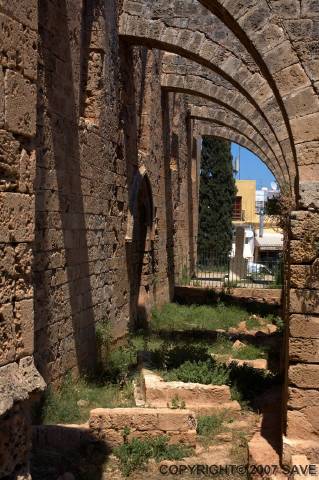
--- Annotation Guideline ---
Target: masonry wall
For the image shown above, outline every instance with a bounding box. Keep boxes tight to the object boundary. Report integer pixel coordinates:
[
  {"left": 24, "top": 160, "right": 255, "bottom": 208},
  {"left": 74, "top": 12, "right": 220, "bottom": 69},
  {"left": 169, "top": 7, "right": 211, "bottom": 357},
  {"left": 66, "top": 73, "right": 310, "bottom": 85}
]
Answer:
[
  {"left": 0, "top": 2, "right": 45, "bottom": 479},
  {"left": 33, "top": 2, "right": 193, "bottom": 385},
  {"left": 283, "top": 197, "right": 319, "bottom": 463}
]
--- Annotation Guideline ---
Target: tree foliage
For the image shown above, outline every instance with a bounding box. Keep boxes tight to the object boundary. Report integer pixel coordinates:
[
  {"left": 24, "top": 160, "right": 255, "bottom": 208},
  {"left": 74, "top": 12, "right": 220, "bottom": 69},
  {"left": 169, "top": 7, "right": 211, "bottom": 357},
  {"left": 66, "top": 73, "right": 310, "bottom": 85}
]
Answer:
[{"left": 197, "top": 137, "right": 236, "bottom": 256}]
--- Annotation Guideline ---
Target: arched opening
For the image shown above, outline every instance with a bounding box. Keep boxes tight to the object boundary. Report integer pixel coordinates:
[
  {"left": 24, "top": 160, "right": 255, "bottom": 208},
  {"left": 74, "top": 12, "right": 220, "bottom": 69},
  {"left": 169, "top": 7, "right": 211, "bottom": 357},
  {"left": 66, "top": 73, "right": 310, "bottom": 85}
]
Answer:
[{"left": 126, "top": 168, "right": 155, "bottom": 330}]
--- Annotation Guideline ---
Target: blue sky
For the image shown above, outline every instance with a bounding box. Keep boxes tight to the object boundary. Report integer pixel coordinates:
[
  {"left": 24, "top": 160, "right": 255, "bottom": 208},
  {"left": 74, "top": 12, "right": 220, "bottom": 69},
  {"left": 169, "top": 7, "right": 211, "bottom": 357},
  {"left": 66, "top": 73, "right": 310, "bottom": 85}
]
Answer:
[{"left": 231, "top": 143, "right": 276, "bottom": 189}]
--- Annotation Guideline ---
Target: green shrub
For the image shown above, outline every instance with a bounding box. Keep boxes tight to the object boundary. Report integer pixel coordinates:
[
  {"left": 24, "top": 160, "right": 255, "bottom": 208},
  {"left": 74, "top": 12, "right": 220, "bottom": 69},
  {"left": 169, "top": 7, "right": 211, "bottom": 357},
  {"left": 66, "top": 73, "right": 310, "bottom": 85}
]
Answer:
[
  {"left": 272, "top": 315, "right": 285, "bottom": 333},
  {"left": 165, "top": 344, "right": 211, "bottom": 369},
  {"left": 170, "top": 395, "right": 186, "bottom": 409},
  {"left": 229, "top": 362, "right": 281, "bottom": 405},
  {"left": 164, "top": 359, "right": 230, "bottom": 385},
  {"left": 96, "top": 318, "right": 112, "bottom": 350},
  {"left": 114, "top": 436, "right": 193, "bottom": 476},
  {"left": 99, "top": 343, "right": 138, "bottom": 385}
]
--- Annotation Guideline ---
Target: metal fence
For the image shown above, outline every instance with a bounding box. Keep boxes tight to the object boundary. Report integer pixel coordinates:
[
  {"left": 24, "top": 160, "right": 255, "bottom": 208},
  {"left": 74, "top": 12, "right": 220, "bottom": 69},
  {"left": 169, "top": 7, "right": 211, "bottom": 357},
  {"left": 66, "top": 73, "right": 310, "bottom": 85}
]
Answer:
[{"left": 175, "top": 252, "right": 283, "bottom": 289}]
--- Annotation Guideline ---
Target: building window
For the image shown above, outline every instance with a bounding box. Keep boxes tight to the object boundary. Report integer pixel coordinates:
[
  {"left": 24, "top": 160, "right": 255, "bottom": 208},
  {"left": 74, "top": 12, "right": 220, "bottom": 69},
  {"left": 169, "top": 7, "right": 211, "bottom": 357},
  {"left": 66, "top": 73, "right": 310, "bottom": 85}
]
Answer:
[{"left": 232, "top": 196, "right": 243, "bottom": 220}]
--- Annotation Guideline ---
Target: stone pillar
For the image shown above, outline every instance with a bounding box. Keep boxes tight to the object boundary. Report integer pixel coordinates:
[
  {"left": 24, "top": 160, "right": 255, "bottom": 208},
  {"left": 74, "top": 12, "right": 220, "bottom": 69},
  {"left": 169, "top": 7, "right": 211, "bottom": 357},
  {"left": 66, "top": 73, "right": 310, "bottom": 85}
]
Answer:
[
  {"left": 283, "top": 182, "right": 319, "bottom": 464},
  {"left": 0, "top": 2, "right": 45, "bottom": 478},
  {"left": 229, "top": 226, "right": 246, "bottom": 281}
]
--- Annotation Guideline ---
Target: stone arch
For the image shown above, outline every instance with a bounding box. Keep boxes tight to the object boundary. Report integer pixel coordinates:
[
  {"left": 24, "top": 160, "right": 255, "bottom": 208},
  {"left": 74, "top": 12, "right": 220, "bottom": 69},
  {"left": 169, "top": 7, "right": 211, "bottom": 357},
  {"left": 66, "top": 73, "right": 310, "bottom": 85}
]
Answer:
[
  {"left": 188, "top": 103, "right": 285, "bottom": 182},
  {"left": 119, "top": 0, "right": 298, "bottom": 188},
  {"left": 161, "top": 53, "right": 288, "bottom": 177},
  {"left": 194, "top": 120, "right": 283, "bottom": 187},
  {"left": 126, "top": 165, "right": 154, "bottom": 243},
  {"left": 198, "top": 0, "right": 319, "bottom": 184},
  {"left": 126, "top": 165, "right": 155, "bottom": 330}
]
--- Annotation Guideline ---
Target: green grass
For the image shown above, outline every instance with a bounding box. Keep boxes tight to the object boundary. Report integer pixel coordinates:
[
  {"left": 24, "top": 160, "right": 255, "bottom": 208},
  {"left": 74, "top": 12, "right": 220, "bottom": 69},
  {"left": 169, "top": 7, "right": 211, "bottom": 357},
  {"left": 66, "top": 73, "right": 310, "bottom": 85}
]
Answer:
[
  {"left": 245, "top": 315, "right": 262, "bottom": 330},
  {"left": 40, "top": 373, "right": 135, "bottom": 425},
  {"left": 151, "top": 302, "right": 250, "bottom": 332},
  {"left": 197, "top": 411, "right": 232, "bottom": 440},
  {"left": 130, "top": 333, "right": 164, "bottom": 352},
  {"left": 232, "top": 343, "right": 267, "bottom": 360},
  {"left": 114, "top": 435, "right": 193, "bottom": 476}
]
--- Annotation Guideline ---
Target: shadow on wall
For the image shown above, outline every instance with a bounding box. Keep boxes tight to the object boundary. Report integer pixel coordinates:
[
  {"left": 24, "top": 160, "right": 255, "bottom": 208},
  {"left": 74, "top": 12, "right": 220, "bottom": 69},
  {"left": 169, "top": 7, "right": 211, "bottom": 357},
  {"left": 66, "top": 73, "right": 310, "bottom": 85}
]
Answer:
[
  {"left": 120, "top": 43, "right": 155, "bottom": 331},
  {"left": 162, "top": 90, "right": 176, "bottom": 299},
  {"left": 126, "top": 170, "right": 154, "bottom": 331},
  {"left": 34, "top": 0, "right": 99, "bottom": 382},
  {"left": 31, "top": 424, "right": 110, "bottom": 480}
]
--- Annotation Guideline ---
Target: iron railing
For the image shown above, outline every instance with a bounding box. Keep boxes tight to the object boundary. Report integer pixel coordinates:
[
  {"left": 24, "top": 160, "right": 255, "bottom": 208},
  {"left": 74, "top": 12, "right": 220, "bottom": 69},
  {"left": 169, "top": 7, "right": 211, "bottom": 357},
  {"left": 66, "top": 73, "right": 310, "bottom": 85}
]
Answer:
[{"left": 175, "top": 253, "right": 283, "bottom": 289}]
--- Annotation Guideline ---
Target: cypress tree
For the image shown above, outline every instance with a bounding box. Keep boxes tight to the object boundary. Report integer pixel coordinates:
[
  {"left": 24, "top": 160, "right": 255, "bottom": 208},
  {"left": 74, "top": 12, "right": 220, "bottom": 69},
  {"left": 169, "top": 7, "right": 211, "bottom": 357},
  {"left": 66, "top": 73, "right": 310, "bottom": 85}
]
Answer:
[{"left": 197, "top": 137, "right": 237, "bottom": 257}]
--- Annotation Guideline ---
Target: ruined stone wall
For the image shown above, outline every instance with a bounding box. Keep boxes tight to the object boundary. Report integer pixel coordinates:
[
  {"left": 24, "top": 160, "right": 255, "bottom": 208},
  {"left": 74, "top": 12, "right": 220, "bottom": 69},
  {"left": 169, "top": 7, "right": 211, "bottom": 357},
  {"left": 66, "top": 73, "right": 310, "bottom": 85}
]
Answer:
[
  {"left": 161, "top": 90, "right": 194, "bottom": 281},
  {"left": 33, "top": 0, "right": 129, "bottom": 383},
  {"left": 0, "top": 2, "right": 45, "bottom": 478},
  {"left": 33, "top": 2, "right": 193, "bottom": 385},
  {"left": 283, "top": 193, "right": 319, "bottom": 463}
]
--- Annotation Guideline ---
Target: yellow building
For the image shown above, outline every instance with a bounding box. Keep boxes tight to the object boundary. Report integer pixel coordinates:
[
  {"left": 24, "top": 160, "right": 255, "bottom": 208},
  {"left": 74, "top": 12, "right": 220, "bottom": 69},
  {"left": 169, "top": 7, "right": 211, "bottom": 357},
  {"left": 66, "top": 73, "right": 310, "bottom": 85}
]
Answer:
[
  {"left": 232, "top": 180, "right": 258, "bottom": 225},
  {"left": 232, "top": 180, "right": 283, "bottom": 261},
  {"left": 232, "top": 180, "right": 279, "bottom": 230}
]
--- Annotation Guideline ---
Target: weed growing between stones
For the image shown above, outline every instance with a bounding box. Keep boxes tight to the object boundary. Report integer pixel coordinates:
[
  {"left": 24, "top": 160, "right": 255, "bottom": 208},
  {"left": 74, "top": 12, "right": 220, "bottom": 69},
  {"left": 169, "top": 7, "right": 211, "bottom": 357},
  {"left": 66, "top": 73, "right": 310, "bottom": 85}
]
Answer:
[
  {"left": 169, "top": 394, "right": 186, "bottom": 409},
  {"left": 197, "top": 411, "right": 232, "bottom": 440},
  {"left": 38, "top": 372, "right": 135, "bottom": 424},
  {"left": 114, "top": 435, "right": 193, "bottom": 476}
]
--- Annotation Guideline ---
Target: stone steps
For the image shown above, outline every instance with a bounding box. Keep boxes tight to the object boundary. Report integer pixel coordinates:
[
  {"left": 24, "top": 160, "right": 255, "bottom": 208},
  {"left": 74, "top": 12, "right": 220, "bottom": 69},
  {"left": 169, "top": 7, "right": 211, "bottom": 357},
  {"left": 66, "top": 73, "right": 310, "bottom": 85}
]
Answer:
[
  {"left": 89, "top": 407, "right": 197, "bottom": 448},
  {"left": 211, "top": 353, "right": 268, "bottom": 370},
  {"left": 138, "top": 368, "right": 240, "bottom": 413}
]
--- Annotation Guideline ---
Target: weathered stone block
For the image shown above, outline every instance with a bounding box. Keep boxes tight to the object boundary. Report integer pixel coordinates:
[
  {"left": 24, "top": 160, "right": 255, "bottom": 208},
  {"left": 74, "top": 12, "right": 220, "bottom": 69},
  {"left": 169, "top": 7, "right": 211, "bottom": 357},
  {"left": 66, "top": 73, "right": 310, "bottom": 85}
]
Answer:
[
  {"left": 290, "top": 314, "right": 319, "bottom": 339},
  {"left": 290, "top": 264, "right": 319, "bottom": 289},
  {"left": 290, "top": 210, "right": 319, "bottom": 238},
  {"left": 299, "top": 164, "right": 319, "bottom": 182},
  {"left": 289, "top": 364, "right": 319, "bottom": 388},
  {"left": 0, "top": 13, "right": 37, "bottom": 80},
  {"left": 14, "top": 299, "right": 34, "bottom": 358},
  {"left": 284, "top": 87, "right": 319, "bottom": 118},
  {"left": 274, "top": 63, "right": 310, "bottom": 97},
  {"left": 4, "top": 70, "right": 36, "bottom": 137},
  {"left": 290, "top": 240, "right": 318, "bottom": 264},
  {"left": 0, "top": 244, "right": 15, "bottom": 277},
  {"left": 0, "top": 402, "right": 30, "bottom": 478},
  {"left": 0, "top": 130, "right": 20, "bottom": 187},
  {"left": 290, "top": 289, "right": 319, "bottom": 314},
  {"left": 264, "top": 40, "right": 298, "bottom": 74},
  {"left": 299, "top": 182, "right": 319, "bottom": 209},
  {"left": 0, "top": 303, "right": 15, "bottom": 366},
  {"left": 291, "top": 113, "right": 319, "bottom": 143},
  {"left": 0, "top": 66, "right": 4, "bottom": 128},
  {"left": 301, "top": 0, "right": 319, "bottom": 17},
  {"left": 287, "top": 410, "right": 318, "bottom": 440},
  {"left": 89, "top": 407, "right": 197, "bottom": 447},
  {"left": 289, "top": 337, "right": 319, "bottom": 362},
  {"left": 288, "top": 387, "right": 319, "bottom": 409},
  {"left": 270, "top": 0, "right": 300, "bottom": 18},
  {"left": 18, "top": 149, "right": 36, "bottom": 193},
  {"left": 0, "top": 0, "right": 38, "bottom": 29},
  {"left": 0, "top": 193, "right": 34, "bottom": 243},
  {"left": 157, "top": 410, "right": 197, "bottom": 432}
]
